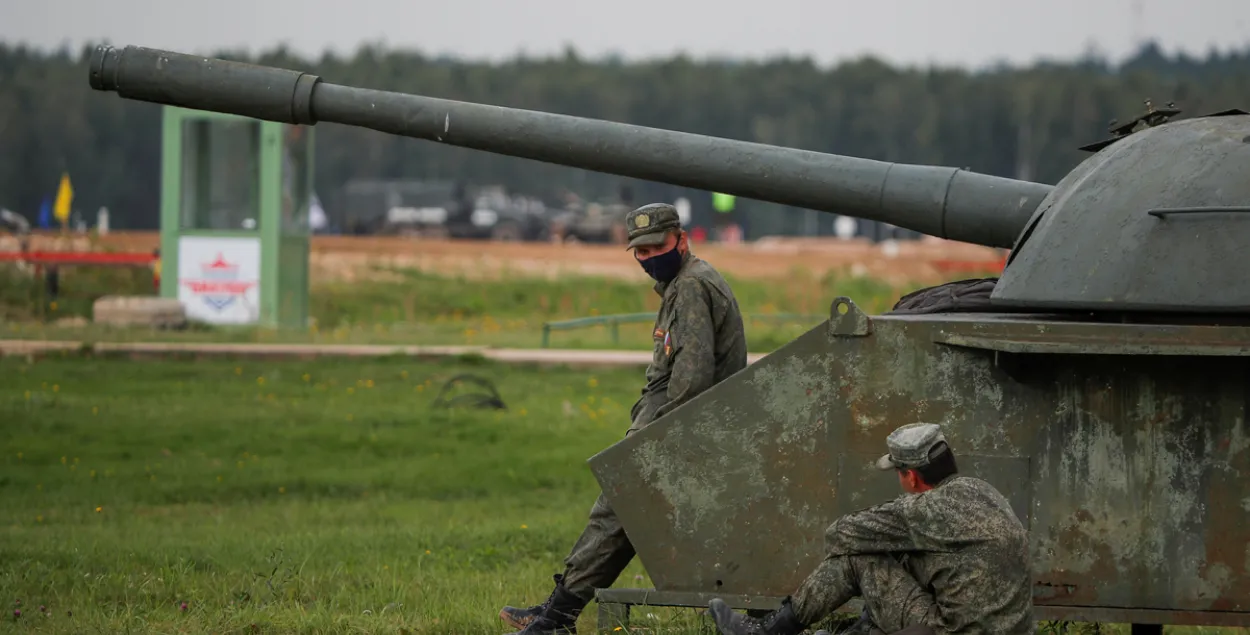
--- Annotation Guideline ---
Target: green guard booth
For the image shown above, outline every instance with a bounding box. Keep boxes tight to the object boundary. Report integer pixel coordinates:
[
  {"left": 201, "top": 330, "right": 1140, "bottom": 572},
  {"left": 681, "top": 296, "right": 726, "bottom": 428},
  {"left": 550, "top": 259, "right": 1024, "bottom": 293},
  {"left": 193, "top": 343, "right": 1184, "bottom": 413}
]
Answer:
[{"left": 158, "top": 106, "right": 314, "bottom": 329}]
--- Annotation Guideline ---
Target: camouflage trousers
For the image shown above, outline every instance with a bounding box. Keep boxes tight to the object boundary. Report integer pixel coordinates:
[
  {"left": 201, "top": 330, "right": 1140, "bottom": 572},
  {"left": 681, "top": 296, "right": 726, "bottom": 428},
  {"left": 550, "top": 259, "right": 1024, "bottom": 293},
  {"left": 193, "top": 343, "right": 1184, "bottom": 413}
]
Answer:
[
  {"left": 790, "top": 553, "right": 940, "bottom": 634},
  {"left": 560, "top": 490, "right": 636, "bottom": 602},
  {"left": 558, "top": 406, "right": 665, "bottom": 602}
]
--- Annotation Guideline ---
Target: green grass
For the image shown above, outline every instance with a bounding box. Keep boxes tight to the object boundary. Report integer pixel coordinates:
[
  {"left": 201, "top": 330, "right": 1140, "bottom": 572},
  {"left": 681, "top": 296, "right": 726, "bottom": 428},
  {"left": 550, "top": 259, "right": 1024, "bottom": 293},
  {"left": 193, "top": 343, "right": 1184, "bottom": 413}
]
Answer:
[
  {"left": 1, "top": 355, "right": 1240, "bottom": 634},
  {"left": 0, "top": 263, "right": 155, "bottom": 323},
  {"left": 0, "top": 263, "right": 916, "bottom": 352},
  {"left": 1, "top": 354, "right": 664, "bottom": 633}
]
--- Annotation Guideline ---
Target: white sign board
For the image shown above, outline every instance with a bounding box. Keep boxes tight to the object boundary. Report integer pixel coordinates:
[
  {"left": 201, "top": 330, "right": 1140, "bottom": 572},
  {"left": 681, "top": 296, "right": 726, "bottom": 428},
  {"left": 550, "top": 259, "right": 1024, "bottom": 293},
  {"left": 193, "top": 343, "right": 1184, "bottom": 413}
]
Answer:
[
  {"left": 177, "top": 236, "right": 262, "bottom": 325},
  {"left": 834, "top": 216, "right": 857, "bottom": 239},
  {"left": 674, "top": 197, "right": 692, "bottom": 226}
]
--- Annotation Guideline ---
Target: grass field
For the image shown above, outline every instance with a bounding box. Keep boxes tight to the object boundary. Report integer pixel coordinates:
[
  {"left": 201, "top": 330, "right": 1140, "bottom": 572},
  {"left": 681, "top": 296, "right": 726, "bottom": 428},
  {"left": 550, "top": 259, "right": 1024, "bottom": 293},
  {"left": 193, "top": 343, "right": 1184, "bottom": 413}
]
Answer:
[
  {"left": 2, "top": 354, "right": 665, "bottom": 633},
  {"left": 2, "top": 246, "right": 1236, "bottom": 634},
  {"left": 2, "top": 354, "right": 1239, "bottom": 634},
  {"left": 1, "top": 263, "right": 913, "bottom": 352}
]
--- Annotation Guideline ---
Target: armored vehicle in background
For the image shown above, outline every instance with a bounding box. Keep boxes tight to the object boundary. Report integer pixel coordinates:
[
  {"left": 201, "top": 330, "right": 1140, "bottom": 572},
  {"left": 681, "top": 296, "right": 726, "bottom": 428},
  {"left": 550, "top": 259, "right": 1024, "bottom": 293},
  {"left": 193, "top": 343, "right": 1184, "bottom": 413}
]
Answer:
[
  {"left": 548, "top": 185, "right": 636, "bottom": 244},
  {"left": 89, "top": 45, "right": 1250, "bottom": 633},
  {"left": 548, "top": 200, "right": 631, "bottom": 244}
]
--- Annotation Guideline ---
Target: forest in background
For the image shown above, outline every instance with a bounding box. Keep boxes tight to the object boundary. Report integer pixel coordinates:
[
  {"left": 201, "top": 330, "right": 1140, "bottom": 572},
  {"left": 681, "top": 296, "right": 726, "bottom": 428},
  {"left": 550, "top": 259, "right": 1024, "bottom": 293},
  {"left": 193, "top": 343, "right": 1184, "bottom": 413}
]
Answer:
[{"left": 1, "top": 40, "right": 1249, "bottom": 236}]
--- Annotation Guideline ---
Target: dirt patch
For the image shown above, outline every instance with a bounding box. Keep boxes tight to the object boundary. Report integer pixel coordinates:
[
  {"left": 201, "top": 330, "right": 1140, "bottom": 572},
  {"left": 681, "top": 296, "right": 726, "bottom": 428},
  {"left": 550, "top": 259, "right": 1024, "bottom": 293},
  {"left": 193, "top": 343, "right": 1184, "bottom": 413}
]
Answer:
[
  {"left": 14, "top": 232, "right": 1006, "bottom": 285},
  {"left": 305, "top": 234, "right": 1005, "bottom": 285}
]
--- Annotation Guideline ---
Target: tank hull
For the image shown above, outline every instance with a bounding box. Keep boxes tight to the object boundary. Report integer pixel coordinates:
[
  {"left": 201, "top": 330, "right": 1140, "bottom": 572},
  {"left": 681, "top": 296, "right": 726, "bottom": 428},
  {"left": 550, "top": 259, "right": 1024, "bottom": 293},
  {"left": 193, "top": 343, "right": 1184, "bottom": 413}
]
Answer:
[{"left": 589, "top": 302, "right": 1250, "bottom": 627}]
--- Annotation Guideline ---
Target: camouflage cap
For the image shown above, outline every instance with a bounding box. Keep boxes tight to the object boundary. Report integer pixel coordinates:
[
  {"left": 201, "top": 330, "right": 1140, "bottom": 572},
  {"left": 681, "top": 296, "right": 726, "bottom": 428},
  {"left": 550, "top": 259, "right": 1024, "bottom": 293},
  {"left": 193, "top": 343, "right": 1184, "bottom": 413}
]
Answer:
[
  {"left": 875, "top": 422, "right": 948, "bottom": 470},
  {"left": 625, "top": 203, "right": 682, "bottom": 249}
]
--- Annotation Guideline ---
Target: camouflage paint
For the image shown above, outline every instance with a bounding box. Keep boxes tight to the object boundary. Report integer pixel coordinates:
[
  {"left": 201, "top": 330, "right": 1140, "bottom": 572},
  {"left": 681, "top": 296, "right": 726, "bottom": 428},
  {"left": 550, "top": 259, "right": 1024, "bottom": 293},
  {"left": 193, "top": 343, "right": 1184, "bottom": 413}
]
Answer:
[
  {"left": 588, "top": 300, "right": 1250, "bottom": 627},
  {"left": 995, "top": 113, "right": 1250, "bottom": 313}
]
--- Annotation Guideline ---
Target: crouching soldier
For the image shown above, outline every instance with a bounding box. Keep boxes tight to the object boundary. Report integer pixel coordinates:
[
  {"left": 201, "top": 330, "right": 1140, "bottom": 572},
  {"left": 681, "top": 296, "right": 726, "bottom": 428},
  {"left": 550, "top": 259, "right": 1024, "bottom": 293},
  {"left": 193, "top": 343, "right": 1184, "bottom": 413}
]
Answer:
[{"left": 710, "top": 423, "right": 1034, "bottom": 635}]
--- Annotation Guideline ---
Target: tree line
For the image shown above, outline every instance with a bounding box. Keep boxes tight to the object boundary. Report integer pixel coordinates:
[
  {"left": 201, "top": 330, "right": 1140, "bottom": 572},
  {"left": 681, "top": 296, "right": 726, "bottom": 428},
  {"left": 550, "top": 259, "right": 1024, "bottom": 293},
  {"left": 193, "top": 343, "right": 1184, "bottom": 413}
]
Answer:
[{"left": 1, "top": 40, "right": 1248, "bottom": 237}]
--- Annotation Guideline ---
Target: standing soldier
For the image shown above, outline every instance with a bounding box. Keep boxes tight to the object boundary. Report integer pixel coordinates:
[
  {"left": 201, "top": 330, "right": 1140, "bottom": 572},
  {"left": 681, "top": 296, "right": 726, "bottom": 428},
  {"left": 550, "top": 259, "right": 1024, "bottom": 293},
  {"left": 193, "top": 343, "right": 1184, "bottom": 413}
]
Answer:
[{"left": 500, "top": 202, "right": 748, "bottom": 634}]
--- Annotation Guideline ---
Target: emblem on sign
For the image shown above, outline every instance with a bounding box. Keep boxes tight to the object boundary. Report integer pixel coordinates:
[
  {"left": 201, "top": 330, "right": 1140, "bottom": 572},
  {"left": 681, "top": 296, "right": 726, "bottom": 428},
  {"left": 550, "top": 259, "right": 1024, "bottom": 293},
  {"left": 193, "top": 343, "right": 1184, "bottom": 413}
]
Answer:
[{"left": 181, "top": 253, "right": 257, "bottom": 311}]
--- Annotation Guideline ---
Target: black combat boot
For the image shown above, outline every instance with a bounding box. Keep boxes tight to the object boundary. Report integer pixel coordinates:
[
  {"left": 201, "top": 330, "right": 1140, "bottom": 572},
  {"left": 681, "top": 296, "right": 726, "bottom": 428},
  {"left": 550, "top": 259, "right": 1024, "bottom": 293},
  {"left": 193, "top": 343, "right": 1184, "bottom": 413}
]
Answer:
[
  {"left": 709, "top": 597, "right": 806, "bottom": 635},
  {"left": 836, "top": 607, "right": 876, "bottom": 634},
  {"left": 503, "top": 577, "right": 587, "bottom": 635},
  {"left": 500, "top": 574, "right": 570, "bottom": 630}
]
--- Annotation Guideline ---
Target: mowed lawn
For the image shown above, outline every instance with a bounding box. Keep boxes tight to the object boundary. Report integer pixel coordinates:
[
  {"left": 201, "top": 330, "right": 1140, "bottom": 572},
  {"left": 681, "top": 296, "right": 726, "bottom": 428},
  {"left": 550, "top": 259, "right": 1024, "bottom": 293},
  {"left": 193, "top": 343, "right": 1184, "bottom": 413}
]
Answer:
[
  {"left": 0, "top": 354, "right": 697, "bottom": 634},
  {"left": 0, "top": 355, "right": 1240, "bottom": 634}
]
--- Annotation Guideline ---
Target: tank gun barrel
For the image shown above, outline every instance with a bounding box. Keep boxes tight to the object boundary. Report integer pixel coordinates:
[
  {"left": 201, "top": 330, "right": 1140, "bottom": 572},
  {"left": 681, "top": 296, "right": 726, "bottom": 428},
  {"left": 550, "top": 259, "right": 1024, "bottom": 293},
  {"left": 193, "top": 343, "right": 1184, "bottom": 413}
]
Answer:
[{"left": 89, "top": 45, "right": 1053, "bottom": 248}]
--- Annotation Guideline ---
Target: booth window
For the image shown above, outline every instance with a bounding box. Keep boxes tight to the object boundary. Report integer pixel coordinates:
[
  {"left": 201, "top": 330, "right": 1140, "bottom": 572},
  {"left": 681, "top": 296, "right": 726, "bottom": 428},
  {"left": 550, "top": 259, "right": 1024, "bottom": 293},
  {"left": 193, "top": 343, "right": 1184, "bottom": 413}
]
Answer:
[
  {"left": 180, "top": 119, "right": 261, "bottom": 231},
  {"left": 281, "top": 124, "right": 310, "bottom": 235}
]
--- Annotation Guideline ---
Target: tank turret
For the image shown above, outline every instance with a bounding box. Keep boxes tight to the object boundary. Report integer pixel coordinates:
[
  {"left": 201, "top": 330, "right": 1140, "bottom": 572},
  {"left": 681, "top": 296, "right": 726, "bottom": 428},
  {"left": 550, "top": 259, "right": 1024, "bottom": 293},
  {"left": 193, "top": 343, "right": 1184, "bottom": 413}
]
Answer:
[
  {"left": 995, "top": 101, "right": 1250, "bottom": 312},
  {"left": 88, "top": 44, "right": 1250, "bottom": 631}
]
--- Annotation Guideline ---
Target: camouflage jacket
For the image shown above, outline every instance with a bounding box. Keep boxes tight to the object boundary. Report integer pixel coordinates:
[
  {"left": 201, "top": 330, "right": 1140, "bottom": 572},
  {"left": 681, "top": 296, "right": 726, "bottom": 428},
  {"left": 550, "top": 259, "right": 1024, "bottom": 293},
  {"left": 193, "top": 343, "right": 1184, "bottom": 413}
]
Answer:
[
  {"left": 824, "top": 476, "right": 1034, "bottom": 635},
  {"left": 628, "top": 253, "right": 747, "bottom": 432}
]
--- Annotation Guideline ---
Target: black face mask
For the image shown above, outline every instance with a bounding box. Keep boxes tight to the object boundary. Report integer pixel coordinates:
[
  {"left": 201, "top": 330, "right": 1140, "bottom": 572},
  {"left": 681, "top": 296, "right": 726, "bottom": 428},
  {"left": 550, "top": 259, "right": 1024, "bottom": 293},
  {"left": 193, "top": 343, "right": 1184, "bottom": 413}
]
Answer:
[{"left": 638, "top": 246, "right": 684, "bottom": 283}]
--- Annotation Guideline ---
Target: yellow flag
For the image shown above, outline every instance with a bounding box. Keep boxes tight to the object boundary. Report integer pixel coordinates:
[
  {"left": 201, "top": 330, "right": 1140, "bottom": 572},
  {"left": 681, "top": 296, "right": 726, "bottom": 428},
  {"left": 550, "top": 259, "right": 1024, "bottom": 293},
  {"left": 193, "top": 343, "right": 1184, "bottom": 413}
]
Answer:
[{"left": 53, "top": 173, "right": 74, "bottom": 225}]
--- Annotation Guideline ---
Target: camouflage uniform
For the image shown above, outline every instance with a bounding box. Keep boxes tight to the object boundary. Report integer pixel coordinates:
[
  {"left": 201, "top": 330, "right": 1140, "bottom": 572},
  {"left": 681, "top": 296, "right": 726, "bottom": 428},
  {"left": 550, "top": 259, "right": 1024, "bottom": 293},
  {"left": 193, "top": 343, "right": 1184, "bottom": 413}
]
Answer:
[
  {"left": 562, "top": 204, "right": 748, "bottom": 599},
  {"left": 503, "top": 203, "right": 747, "bottom": 633},
  {"left": 797, "top": 424, "right": 1032, "bottom": 634},
  {"left": 710, "top": 423, "right": 1033, "bottom": 635}
]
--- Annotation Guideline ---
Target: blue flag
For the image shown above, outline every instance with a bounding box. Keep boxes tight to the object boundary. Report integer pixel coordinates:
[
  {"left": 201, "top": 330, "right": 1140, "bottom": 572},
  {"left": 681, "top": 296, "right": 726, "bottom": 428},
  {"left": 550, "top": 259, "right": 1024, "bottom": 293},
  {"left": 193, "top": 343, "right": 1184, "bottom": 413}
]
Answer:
[{"left": 38, "top": 197, "right": 51, "bottom": 228}]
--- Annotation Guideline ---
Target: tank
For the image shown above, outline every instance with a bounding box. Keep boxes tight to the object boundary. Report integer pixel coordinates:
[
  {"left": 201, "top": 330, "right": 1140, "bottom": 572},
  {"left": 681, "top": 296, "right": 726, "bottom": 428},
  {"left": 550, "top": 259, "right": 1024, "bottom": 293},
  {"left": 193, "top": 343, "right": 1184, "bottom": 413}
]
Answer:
[{"left": 88, "top": 45, "right": 1250, "bottom": 632}]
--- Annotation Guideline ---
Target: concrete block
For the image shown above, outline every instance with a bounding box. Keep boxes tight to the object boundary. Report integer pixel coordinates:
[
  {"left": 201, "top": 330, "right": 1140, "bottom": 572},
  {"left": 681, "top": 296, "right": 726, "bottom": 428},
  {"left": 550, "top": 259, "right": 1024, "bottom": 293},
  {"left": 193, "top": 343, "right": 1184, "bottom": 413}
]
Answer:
[{"left": 93, "top": 296, "right": 187, "bottom": 329}]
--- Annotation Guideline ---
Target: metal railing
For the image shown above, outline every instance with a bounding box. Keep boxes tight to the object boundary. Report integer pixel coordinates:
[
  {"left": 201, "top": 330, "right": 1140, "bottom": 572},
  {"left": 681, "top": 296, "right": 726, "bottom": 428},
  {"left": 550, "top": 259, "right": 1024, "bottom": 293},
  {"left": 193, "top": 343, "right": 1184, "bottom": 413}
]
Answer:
[{"left": 541, "top": 312, "right": 825, "bottom": 348}]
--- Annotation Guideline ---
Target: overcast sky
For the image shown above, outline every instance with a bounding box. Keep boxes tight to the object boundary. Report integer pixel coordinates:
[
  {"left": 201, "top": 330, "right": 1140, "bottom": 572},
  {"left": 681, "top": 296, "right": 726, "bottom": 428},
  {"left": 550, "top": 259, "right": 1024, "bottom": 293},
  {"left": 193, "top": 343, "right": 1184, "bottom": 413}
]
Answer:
[{"left": 2, "top": 0, "right": 1248, "bottom": 68}]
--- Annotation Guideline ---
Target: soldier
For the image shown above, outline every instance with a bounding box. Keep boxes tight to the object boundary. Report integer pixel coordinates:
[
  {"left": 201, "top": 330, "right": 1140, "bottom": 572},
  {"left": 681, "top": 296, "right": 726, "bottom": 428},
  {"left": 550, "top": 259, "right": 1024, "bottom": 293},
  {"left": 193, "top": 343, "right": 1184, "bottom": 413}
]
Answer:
[
  {"left": 500, "top": 202, "right": 748, "bottom": 634},
  {"left": 708, "top": 423, "right": 1033, "bottom": 635}
]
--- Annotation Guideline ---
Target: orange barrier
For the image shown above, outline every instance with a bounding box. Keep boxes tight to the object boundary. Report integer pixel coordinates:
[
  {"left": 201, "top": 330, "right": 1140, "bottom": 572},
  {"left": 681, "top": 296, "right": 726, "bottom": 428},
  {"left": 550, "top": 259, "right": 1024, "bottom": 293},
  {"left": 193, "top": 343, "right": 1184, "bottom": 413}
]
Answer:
[{"left": 0, "top": 251, "right": 157, "bottom": 266}]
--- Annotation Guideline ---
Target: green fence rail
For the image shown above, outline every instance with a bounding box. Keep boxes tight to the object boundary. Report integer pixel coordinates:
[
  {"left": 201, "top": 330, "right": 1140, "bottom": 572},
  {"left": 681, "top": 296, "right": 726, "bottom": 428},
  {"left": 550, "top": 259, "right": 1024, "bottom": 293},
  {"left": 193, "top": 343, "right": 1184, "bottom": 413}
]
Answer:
[{"left": 541, "top": 312, "right": 826, "bottom": 348}]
